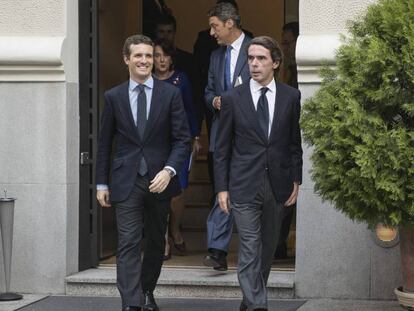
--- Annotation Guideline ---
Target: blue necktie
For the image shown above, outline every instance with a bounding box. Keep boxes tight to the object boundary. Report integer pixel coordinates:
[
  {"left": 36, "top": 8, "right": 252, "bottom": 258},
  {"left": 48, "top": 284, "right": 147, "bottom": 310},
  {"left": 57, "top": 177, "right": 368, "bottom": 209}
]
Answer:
[{"left": 224, "top": 45, "right": 232, "bottom": 91}]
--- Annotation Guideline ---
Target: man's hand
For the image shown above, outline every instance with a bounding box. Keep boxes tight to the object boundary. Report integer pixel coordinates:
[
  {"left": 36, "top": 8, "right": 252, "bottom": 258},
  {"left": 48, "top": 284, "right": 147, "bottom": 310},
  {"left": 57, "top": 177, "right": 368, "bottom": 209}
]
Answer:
[
  {"left": 192, "top": 138, "right": 202, "bottom": 158},
  {"left": 213, "top": 96, "right": 222, "bottom": 110},
  {"left": 284, "top": 182, "right": 299, "bottom": 207},
  {"left": 97, "top": 190, "right": 111, "bottom": 208},
  {"left": 217, "top": 191, "right": 230, "bottom": 214},
  {"left": 149, "top": 169, "right": 171, "bottom": 193}
]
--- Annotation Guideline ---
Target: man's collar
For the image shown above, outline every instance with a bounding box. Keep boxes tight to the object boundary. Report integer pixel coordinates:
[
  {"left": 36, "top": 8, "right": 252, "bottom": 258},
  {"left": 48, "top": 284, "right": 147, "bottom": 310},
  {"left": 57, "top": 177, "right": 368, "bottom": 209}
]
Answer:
[
  {"left": 229, "top": 32, "right": 245, "bottom": 51},
  {"left": 129, "top": 76, "right": 154, "bottom": 91},
  {"left": 250, "top": 78, "right": 276, "bottom": 93}
]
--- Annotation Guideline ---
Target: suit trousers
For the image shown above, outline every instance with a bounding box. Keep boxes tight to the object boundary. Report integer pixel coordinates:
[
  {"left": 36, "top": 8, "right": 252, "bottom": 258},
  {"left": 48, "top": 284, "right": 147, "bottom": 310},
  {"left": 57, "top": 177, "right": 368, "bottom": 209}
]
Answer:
[
  {"left": 114, "top": 175, "right": 170, "bottom": 308},
  {"left": 232, "top": 173, "right": 284, "bottom": 311}
]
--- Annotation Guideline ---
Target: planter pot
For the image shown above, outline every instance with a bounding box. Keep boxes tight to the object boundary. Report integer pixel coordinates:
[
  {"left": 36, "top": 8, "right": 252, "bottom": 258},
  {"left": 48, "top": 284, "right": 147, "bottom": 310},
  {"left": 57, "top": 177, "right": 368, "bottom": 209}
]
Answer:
[
  {"left": 395, "top": 228, "right": 414, "bottom": 310},
  {"left": 395, "top": 287, "right": 414, "bottom": 310},
  {"left": 400, "top": 228, "right": 414, "bottom": 292}
]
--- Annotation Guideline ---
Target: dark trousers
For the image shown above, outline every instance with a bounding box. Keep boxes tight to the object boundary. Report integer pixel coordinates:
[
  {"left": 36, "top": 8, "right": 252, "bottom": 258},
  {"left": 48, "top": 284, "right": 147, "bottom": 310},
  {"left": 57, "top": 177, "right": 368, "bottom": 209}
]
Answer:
[
  {"left": 114, "top": 175, "right": 170, "bottom": 308},
  {"left": 232, "top": 174, "right": 283, "bottom": 311}
]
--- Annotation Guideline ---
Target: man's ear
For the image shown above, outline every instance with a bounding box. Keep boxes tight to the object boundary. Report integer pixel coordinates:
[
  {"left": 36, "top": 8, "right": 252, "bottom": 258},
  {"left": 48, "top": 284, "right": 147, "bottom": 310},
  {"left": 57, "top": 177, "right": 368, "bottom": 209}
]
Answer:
[
  {"left": 225, "top": 18, "right": 234, "bottom": 28},
  {"left": 123, "top": 55, "right": 129, "bottom": 66},
  {"left": 273, "top": 60, "right": 281, "bottom": 70}
]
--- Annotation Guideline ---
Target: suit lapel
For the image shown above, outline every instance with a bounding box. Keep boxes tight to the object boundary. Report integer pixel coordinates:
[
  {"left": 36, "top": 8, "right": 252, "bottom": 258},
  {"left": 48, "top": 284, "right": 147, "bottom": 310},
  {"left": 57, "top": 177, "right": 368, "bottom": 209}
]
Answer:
[
  {"left": 143, "top": 78, "right": 164, "bottom": 141},
  {"left": 232, "top": 36, "right": 249, "bottom": 86},
  {"left": 269, "top": 82, "right": 286, "bottom": 141},
  {"left": 237, "top": 82, "right": 268, "bottom": 143},
  {"left": 118, "top": 82, "right": 141, "bottom": 144}
]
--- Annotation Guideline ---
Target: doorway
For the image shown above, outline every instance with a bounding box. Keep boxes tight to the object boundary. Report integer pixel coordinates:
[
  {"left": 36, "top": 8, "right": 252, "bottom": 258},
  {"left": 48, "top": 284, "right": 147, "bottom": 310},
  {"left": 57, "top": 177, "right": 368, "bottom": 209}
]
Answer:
[{"left": 79, "top": 0, "right": 299, "bottom": 271}]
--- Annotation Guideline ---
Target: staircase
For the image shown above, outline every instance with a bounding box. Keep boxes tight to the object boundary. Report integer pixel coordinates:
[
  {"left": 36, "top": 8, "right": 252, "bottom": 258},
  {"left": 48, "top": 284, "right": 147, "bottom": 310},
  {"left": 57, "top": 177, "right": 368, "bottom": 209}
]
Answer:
[{"left": 65, "top": 267, "right": 295, "bottom": 299}]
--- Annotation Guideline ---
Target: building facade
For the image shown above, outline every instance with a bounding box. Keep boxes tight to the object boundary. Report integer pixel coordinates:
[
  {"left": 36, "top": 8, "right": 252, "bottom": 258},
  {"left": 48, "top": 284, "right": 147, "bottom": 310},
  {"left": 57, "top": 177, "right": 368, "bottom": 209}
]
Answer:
[{"left": 0, "top": 0, "right": 401, "bottom": 299}]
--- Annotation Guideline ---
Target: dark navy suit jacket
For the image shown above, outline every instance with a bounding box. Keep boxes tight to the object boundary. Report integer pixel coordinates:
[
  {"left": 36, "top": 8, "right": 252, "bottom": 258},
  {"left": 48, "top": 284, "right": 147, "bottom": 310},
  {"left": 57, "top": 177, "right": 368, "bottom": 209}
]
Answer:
[
  {"left": 204, "top": 35, "right": 251, "bottom": 152},
  {"left": 96, "top": 78, "right": 191, "bottom": 202},
  {"left": 214, "top": 80, "right": 303, "bottom": 204}
]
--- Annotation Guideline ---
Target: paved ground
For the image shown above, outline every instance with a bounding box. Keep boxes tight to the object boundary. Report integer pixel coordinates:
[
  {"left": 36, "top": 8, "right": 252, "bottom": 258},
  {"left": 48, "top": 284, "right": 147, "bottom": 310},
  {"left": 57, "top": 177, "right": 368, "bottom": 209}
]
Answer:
[{"left": 0, "top": 296, "right": 403, "bottom": 311}]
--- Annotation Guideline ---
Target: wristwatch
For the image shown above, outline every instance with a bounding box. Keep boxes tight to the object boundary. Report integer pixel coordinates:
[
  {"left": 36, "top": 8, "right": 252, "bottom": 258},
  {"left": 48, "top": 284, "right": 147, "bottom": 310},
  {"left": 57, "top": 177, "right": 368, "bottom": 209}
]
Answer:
[{"left": 164, "top": 167, "right": 175, "bottom": 178}]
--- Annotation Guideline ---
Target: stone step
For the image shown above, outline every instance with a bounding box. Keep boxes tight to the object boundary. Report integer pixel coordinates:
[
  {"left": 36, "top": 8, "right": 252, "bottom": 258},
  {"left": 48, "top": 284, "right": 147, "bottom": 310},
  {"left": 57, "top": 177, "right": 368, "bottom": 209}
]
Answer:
[
  {"left": 65, "top": 267, "right": 295, "bottom": 299},
  {"left": 183, "top": 182, "right": 213, "bottom": 203},
  {"left": 188, "top": 157, "right": 210, "bottom": 181},
  {"left": 180, "top": 202, "right": 211, "bottom": 230}
]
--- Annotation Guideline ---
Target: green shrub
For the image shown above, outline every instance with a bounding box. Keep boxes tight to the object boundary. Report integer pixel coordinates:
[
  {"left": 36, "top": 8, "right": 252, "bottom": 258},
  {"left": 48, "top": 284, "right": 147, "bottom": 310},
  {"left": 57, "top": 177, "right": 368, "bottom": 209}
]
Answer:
[{"left": 301, "top": 0, "right": 414, "bottom": 228}]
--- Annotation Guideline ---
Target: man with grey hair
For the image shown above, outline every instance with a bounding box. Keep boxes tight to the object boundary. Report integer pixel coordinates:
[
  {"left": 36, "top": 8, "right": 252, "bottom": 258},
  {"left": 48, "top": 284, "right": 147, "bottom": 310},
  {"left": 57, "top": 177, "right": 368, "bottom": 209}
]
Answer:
[
  {"left": 203, "top": 1, "right": 252, "bottom": 272},
  {"left": 215, "top": 36, "right": 303, "bottom": 310}
]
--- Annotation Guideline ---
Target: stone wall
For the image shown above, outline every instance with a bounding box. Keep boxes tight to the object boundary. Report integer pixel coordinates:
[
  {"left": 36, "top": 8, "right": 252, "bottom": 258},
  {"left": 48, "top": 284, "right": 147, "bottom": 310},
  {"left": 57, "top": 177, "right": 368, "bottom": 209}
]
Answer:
[{"left": 0, "top": 0, "right": 79, "bottom": 293}]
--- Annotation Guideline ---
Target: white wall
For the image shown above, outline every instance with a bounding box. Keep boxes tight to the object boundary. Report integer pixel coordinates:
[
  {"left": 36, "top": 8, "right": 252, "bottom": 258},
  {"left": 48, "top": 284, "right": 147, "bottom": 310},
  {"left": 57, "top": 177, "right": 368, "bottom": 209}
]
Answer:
[{"left": 0, "top": 0, "right": 79, "bottom": 293}]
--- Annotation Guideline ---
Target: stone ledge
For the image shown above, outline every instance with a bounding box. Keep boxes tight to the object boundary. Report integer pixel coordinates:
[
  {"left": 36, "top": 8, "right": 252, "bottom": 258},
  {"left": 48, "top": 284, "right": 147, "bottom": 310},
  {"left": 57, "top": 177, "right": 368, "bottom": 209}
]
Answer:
[
  {"left": 296, "top": 34, "right": 342, "bottom": 83},
  {"left": 0, "top": 36, "right": 65, "bottom": 81}
]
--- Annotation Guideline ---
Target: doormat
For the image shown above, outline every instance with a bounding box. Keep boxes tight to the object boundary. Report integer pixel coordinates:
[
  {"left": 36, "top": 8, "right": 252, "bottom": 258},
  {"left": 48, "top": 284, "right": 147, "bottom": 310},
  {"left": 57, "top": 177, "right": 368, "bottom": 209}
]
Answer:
[{"left": 18, "top": 296, "right": 307, "bottom": 311}]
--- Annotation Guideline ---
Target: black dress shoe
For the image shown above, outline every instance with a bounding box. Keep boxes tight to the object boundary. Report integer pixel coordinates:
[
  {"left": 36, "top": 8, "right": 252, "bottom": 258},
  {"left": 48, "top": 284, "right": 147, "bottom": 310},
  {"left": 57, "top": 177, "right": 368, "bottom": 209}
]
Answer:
[
  {"left": 122, "top": 307, "right": 141, "bottom": 311},
  {"left": 143, "top": 291, "right": 159, "bottom": 311},
  {"left": 240, "top": 301, "right": 247, "bottom": 311},
  {"left": 203, "top": 253, "right": 228, "bottom": 271}
]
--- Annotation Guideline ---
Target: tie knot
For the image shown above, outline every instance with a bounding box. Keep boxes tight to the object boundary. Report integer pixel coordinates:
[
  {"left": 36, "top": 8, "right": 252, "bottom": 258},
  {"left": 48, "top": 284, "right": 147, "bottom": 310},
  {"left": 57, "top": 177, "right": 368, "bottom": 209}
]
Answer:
[
  {"left": 261, "top": 87, "right": 269, "bottom": 95},
  {"left": 137, "top": 84, "right": 145, "bottom": 93}
]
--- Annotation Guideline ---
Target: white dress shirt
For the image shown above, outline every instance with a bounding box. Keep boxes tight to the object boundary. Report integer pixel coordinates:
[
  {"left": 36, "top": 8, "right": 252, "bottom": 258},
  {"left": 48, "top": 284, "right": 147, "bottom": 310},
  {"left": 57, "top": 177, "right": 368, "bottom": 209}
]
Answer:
[
  {"left": 250, "top": 78, "right": 277, "bottom": 137},
  {"left": 228, "top": 32, "right": 245, "bottom": 84}
]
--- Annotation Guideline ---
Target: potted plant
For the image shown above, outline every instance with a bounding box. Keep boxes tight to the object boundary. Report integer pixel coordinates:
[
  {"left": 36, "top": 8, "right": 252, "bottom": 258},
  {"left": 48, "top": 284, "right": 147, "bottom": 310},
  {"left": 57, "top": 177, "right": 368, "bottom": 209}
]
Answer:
[{"left": 301, "top": 0, "right": 414, "bottom": 308}]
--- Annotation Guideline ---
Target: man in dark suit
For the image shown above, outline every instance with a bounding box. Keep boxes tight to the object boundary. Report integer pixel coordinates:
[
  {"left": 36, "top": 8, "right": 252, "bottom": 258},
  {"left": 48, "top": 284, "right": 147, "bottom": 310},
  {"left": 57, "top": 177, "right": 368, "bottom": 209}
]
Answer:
[
  {"left": 193, "top": 0, "right": 253, "bottom": 138},
  {"left": 96, "top": 34, "right": 191, "bottom": 311},
  {"left": 154, "top": 14, "right": 203, "bottom": 129},
  {"left": 203, "top": 2, "right": 252, "bottom": 271},
  {"left": 214, "top": 36, "right": 303, "bottom": 311}
]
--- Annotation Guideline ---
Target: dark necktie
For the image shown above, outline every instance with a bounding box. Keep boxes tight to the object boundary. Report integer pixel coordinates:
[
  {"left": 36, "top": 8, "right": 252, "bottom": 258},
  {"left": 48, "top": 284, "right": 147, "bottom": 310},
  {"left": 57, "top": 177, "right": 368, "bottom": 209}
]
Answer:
[
  {"left": 137, "top": 84, "right": 148, "bottom": 175},
  {"left": 224, "top": 45, "right": 232, "bottom": 91},
  {"left": 137, "top": 84, "right": 147, "bottom": 138},
  {"left": 257, "top": 87, "right": 269, "bottom": 138}
]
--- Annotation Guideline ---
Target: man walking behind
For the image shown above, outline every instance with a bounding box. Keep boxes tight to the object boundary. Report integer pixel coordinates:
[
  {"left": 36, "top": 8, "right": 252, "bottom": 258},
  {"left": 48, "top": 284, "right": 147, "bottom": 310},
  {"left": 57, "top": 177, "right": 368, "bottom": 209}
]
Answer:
[
  {"left": 96, "top": 35, "right": 191, "bottom": 311},
  {"left": 203, "top": 1, "right": 252, "bottom": 271},
  {"left": 214, "top": 36, "right": 303, "bottom": 311}
]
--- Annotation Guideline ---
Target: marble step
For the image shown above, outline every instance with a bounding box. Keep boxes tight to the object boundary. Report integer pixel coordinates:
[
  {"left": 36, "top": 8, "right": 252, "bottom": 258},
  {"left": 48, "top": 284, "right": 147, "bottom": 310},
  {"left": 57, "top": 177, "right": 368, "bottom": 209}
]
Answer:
[{"left": 65, "top": 267, "right": 295, "bottom": 299}]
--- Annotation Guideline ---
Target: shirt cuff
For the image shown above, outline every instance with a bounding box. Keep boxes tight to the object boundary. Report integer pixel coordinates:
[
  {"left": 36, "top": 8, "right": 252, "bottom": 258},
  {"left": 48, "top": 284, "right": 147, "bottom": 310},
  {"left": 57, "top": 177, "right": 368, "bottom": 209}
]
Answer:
[
  {"left": 97, "top": 184, "right": 109, "bottom": 191},
  {"left": 164, "top": 166, "right": 176, "bottom": 176}
]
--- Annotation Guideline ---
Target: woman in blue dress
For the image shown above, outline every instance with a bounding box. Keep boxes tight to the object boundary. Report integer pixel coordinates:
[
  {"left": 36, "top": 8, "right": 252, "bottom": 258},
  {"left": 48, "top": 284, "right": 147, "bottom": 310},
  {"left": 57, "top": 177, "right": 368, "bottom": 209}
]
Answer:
[{"left": 153, "top": 38, "right": 201, "bottom": 260}]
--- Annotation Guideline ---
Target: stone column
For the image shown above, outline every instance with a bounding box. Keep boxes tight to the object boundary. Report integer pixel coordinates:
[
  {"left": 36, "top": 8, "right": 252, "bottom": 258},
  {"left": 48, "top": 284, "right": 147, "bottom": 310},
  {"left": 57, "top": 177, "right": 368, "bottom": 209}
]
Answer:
[
  {"left": 0, "top": 0, "right": 79, "bottom": 293},
  {"left": 295, "top": 0, "right": 401, "bottom": 299}
]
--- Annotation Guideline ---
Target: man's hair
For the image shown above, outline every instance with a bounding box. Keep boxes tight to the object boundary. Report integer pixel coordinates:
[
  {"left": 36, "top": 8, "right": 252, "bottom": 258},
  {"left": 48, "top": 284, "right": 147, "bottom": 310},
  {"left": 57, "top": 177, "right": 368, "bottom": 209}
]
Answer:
[
  {"left": 247, "top": 36, "right": 284, "bottom": 71},
  {"left": 122, "top": 34, "right": 153, "bottom": 58},
  {"left": 155, "top": 14, "right": 177, "bottom": 32},
  {"left": 207, "top": 2, "right": 241, "bottom": 28},
  {"left": 283, "top": 22, "right": 299, "bottom": 39},
  {"left": 216, "top": 0, "right": 238, "bottom": 10}
]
